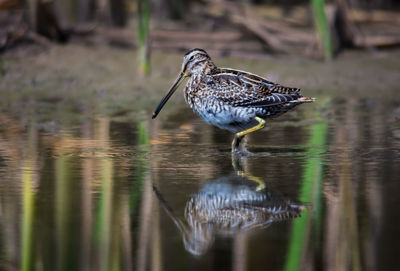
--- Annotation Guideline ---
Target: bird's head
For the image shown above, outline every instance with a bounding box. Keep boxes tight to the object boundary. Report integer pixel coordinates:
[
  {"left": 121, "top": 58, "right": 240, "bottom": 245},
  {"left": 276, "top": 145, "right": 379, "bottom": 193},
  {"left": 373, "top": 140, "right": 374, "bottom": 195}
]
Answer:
[
  {"left": 181, "top": 48, "right": 212, "bottom": 77},
  {"left": 152, "top": 48, "right": 213, "bottom": 119}
]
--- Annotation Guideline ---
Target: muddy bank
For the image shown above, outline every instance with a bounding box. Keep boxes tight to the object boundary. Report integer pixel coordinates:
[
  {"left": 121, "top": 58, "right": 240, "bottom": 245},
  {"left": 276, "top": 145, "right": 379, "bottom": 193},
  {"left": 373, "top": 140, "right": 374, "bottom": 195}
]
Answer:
[{"left": 1, "top": 44, "right": 399, "bottom": 123}]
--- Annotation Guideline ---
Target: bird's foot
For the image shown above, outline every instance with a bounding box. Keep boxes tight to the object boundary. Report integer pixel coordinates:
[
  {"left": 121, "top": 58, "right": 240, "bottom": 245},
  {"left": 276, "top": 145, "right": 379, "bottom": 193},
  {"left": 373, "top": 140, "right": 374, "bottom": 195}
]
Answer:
[
  {"left": 232, "top": 146, "right": 253, "bottom": 156},
  {"left": 232, "top": 136, "right": 253, "bottom": 157}
]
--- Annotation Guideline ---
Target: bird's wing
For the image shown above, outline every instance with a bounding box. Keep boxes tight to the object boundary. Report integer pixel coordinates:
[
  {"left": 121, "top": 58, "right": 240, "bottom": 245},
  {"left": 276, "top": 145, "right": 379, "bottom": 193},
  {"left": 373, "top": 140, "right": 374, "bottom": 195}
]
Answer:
[{"left": 209, "top": 68, "right": 301, "bottom": 107}]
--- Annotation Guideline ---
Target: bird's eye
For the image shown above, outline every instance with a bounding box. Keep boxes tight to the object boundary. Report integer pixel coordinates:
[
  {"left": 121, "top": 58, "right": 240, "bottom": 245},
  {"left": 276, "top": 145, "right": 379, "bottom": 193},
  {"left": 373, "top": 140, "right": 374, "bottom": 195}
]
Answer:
[{"left": 189, "top": 56, "right": 195, "bottom": 61}]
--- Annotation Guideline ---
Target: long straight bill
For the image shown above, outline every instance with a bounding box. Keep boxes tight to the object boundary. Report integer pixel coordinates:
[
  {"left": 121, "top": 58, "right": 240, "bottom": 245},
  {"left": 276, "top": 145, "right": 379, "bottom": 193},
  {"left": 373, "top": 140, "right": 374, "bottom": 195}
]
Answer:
[{"left": 152, "top": 72, "right": 185, "bottom": 119}]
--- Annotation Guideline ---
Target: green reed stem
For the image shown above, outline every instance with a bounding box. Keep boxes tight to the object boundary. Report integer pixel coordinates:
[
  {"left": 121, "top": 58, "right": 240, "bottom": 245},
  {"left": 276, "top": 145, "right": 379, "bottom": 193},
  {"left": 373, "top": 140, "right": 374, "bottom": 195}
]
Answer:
[
  {"left": 21, "top": 163, "right": 35, "bottom": 271},
  {"left": 94, "top": 119, "right": 113, "bottom": 271},
  {"left": 21, "top": 123, "right": 37, "bottom": 271},
  {"left": 55, "top": 155, "right": 71, "bottom": 271},
  {"left": 130, "top": 121, "right": 150, "bottom": 213},
  {"left": 311, "top": 0, "right": 333, "bottom": 60},
  {"left": 137, "top": 0, "right": 151, "bottom": 75},
  {"left": 284, "top": 107, "right": 328, "bottom": 271}
]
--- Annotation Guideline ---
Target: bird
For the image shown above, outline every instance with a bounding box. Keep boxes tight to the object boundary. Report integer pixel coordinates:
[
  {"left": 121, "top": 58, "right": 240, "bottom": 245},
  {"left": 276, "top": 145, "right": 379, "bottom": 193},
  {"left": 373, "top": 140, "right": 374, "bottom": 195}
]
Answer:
[
  {"left": 152, "top": 48, "right": 314, "bottom": 152},
  {"left": 153, "top": 174, "right": 305, "bottom": 256}
]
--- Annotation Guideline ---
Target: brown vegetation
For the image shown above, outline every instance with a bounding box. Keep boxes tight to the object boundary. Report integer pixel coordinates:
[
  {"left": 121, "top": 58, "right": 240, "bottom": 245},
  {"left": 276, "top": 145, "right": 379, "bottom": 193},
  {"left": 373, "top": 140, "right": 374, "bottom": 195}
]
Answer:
[{"left": 1, "top": 0, "right": 400, "bottom": 59}]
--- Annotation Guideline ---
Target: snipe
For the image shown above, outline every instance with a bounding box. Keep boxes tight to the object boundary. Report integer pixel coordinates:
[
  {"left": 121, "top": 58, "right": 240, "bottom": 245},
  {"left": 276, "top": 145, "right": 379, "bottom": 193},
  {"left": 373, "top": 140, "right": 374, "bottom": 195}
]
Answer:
[
  {"left": 153, "top": 174, "right": 305, "bottom": 256},
  {"left": 152, "top": 48, "right": 314, "bottom": 152}
]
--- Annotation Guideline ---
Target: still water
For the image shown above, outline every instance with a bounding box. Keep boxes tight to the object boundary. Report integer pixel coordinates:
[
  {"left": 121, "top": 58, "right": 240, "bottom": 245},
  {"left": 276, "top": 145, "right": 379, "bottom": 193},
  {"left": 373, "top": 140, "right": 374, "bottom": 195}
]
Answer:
[{"left": 0, "top": 95, "right": 399, "bottom": 271}]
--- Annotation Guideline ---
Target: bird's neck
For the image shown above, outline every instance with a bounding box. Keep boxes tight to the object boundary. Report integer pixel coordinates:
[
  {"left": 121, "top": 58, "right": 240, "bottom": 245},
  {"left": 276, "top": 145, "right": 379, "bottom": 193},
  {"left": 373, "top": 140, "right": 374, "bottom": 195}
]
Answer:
[
  {"left": 191, "top": 61, "right": 216, "bottom": 78},
  {"left": 189, "top": 61, "right": 216, "bottom": 84},
  {"left": 184, "top": 63, "right": 216, "bottom": 110},
  {"left": 203, "top": 60, "right": 217, "bottom": 75}
]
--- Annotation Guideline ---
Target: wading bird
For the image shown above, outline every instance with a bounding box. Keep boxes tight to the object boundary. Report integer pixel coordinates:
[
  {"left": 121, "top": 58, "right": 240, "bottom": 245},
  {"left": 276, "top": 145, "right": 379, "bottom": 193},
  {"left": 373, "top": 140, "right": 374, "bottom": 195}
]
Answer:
[
  {"left": 153, "top": 174, "right": 305, "bottom": 256},
  {"left": 152, "top": 48, "right": 313, "bottom": 152}
]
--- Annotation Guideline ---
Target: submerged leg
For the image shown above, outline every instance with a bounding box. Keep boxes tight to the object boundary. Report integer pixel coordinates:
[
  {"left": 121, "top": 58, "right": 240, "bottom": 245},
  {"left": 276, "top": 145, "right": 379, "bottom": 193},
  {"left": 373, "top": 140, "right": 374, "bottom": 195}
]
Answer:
[
  {"left": 231, "top": 134, "right": 249, "bottom": 154},
  {"left": 239, "top": 172, "right": 266, "bottom": 191},
  {"left": 231, "top": 117, "right": 266, "bottom": 152},
  {"left": 231, "top": 151, "right": 266, "bottom": 191}
]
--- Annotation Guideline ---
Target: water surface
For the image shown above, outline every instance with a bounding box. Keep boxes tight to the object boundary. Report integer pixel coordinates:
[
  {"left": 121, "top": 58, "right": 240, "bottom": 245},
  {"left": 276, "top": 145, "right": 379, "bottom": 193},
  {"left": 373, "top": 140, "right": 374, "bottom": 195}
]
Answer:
[
  {"left": 1, "top": 48, "right": 400, "bottom": 271},
  {"left": 0, "top": 95, "right": 399, "bottom": 271}
]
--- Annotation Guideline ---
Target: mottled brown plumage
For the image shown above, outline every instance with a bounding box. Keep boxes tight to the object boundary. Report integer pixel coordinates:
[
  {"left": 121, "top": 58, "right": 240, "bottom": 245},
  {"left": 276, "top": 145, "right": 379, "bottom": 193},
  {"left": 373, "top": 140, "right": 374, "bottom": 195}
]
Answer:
[
  {"left": 152, "top": 48, "right": 314, "bottom": 152},
  {"left": 153, "top": 174, "right": 305, "bottom": 256}
]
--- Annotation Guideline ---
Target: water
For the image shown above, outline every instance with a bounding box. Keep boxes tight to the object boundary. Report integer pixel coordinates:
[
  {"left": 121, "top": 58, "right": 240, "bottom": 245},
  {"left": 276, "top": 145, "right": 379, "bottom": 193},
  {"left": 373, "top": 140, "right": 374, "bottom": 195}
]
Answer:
[
  {"left": 0, "top": 95, "right": 399, "bottom": 271},
  {"left": 1, "top": 47, "right": 400, "bottom": 270}
]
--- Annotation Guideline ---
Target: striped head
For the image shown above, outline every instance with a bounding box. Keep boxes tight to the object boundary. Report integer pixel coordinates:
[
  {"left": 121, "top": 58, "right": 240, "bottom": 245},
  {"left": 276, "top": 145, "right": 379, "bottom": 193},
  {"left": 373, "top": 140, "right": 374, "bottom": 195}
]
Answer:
[
  {"left": 182, "top": 48, "right": 213, "bottom": 76},
  {"left": 152, "top": 48, "right": 214, "bottom": 119}
]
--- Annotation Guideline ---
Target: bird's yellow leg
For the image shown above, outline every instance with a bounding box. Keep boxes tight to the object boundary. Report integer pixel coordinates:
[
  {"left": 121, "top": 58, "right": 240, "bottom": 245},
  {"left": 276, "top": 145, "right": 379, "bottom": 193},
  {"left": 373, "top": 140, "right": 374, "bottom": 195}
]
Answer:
[
  {"left": 231, "top": 117, "right": 266, "bottom": 152},
  {"left": 237, "top": 117, "right": 266, "bottom": 137},
  {"left": 231, "top": 149, "right": 266, "bottom": 191},
  {"left": 237, "top": 171, "right": 266, "bottom": 191}
]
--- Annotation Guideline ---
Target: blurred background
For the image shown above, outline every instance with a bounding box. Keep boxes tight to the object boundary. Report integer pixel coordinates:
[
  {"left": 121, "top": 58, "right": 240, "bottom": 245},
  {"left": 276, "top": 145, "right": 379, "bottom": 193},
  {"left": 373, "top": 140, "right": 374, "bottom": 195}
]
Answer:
[
  {"left": 2, "top": 0, "right": 400, "bottom": 62},
  {"left": 1, "top": 1, "right": 400, "bottom": 271}
]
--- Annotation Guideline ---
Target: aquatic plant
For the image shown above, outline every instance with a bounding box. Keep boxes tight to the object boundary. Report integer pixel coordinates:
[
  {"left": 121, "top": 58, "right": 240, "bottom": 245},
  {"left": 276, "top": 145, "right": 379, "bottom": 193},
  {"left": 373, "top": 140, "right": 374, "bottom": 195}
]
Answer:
[
  {"left": 137, "top": 0, "right": 151, "bottom": 75},
  {"left": 311, "top": 0, "right": 333, "bottom": 60},
  {"left": 284, "top": 100, "right": 328, "bottom": 270}
]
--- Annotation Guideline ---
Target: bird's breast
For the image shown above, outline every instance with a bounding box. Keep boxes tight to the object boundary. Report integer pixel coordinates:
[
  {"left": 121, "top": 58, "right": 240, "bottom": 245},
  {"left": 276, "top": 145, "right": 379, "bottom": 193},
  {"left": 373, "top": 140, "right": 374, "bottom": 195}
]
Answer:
[{"left": 184, "top": 76, "right": 207, "bottom": 110}]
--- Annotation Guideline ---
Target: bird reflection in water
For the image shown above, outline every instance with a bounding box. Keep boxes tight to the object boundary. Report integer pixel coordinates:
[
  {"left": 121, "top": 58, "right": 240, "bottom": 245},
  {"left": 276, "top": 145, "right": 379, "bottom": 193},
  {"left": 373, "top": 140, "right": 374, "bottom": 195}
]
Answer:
[{"left": 153, "top": 159, "right": 306, "bottom": 256}]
